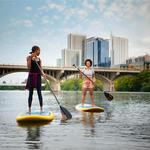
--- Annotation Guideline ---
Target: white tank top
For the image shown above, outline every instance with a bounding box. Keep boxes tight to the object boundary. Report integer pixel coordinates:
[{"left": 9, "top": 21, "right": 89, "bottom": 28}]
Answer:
[{"left": 82, "top": 67, "right": 94, "bottom": 78}]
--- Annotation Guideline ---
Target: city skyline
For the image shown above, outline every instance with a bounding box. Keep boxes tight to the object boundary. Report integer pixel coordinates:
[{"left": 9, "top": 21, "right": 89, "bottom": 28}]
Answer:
[{"left": 0, "top": 0, "right": 150, "bottom": 67}]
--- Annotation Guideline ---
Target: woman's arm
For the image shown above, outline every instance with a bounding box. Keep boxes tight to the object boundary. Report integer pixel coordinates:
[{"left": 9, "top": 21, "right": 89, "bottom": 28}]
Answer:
[
  {"left": 26, "top": 56, "right": 32, "bottom": 69},
  {"left": 40, "top": 59, "right": 46, "bottom": 79},
  {"left": 26, "top": 53, "right": 36, "bottom": 69}
]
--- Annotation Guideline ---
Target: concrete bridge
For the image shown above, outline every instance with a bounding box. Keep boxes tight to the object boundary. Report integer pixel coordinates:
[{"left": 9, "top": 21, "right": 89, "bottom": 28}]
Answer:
[{"left": 0, "top": 64, "right": 140, "bottom": 91}]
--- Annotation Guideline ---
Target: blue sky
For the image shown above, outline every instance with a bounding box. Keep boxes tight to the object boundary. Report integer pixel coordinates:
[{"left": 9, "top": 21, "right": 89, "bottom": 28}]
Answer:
[{"left": 0, "top": 0, "right": 150, "bottom": 67}]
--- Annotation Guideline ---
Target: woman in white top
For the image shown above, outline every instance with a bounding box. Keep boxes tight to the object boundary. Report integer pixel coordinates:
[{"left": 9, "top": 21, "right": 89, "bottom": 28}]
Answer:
[{"left": 80, "top": 59, "right": 96, "bottom": 106}]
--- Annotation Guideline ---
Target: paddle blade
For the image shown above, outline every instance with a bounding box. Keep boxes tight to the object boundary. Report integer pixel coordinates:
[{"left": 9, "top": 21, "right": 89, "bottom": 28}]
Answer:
[
  {"left": 104, "top": 91, "right": 113, "bottom": 101},
  {"left": 60, "top": 105, "right": 72, "bottom": 120}
]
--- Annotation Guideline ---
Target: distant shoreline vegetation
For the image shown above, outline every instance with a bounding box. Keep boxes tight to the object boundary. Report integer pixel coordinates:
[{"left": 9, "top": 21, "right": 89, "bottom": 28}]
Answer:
[
  {"left": 0, "top": 85, "right": 25, "bottom": 90},
  {"left": 114, "top": 70, "right": 150, "bottom": 92},
  {"left": 0, "top": 85, "right": 46, "bottom": 90},
  {"left": 60, "top": 78, "right": 103, "bottom": 91}
]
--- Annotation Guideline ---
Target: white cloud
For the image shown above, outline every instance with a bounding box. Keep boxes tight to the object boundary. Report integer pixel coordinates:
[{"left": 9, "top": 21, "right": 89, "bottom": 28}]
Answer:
[
  {"left": 77, "top": 10, "right": 89, "bottom": 20},
  {"left": 12, "top": 19, "right": 33, "bottom": 27},
  {"left": 141, "top": 37, "right": 150, "bottom": 45},
  {"left": 98, "top": 0, "right": 150, "bottom": 22},
  {"left": 53, "top": 15, "right": 59, "bottom": 20},
  {"left": 42, "top": 16, "right": 50, "bottom": 24},
  {"left": 47, "top": 3, "right": 65, "bottom": 12},
  {"left": 82, "top": 0, "right": 95, "bottom": 10},
  {"left": 138, "top": 0, "right": 150, "bottom": 22},
  {"left": 25, "top": 6, "right": 32, "bottom": 11},
  {"left": 99, "top": 0, "right": 107, "bottom": 12},
  {"left": 23, "top": 20, "right": 33, "bottom": 27}
]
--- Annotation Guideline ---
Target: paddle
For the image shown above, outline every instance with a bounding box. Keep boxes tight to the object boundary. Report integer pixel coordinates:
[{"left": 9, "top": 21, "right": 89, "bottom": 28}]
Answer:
[
  {"left": 35, "top": 61, "right": 72, "bottom": 120},
  {"left": 72, "top": 64, "right": 113, "bottom": 101}
]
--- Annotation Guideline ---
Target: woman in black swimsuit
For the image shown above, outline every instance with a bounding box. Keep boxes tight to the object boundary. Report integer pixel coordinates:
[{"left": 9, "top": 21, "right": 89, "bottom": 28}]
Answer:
[{"left": 26, "top": 46, "right": 46, "bottom": 113}]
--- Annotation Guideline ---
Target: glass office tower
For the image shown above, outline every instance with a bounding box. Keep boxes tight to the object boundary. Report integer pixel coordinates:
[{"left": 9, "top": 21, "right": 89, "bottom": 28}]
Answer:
[{"left": 86, "top": 37, "right": 110, "bottom": 67}]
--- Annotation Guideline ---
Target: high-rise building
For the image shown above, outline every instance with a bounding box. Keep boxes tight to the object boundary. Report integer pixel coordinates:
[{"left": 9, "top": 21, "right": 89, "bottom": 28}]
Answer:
[
  {"left": 126, "top": 54, "right": 150, "bottom": 70},
  {"left": 110, "top": 35, "right": 128, "bottom": 66},
  {"left": 68, "top": 33, "right": 86, "bottom": 65},
  {"left": 61, "top": 49, "right": 81, "bottom": 67},
  {"left": 56, "top": 58, "right": 62, "bottom": 67},
  {"left": 86, "top": 37, "right": 110, "bottom": 67}
]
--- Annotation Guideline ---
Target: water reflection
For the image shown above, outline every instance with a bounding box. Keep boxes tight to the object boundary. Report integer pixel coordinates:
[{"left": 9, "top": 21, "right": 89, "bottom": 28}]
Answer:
[
  {"left": 98, "top": 100, "right": 113, "bottom": 122},
  {"left": 17, "top": 122, "right": 51, "bottom": 127},
  {"left": 104, "top": 100, "right": 113, "bottom": 120},
  {"left": 25, "top": 126, "right": 42, "bottom": 149},
  {"left": 81, "top": 112, "right": 96, "bottom": 136},
  {"left": 82, "top": 112, "right": 95, "bottom": 127}
]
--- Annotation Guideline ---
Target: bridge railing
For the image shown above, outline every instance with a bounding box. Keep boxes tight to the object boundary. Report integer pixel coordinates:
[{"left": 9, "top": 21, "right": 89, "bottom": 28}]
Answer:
[{"left": 0, "top": 64, "right": 141, "bottom": 72}]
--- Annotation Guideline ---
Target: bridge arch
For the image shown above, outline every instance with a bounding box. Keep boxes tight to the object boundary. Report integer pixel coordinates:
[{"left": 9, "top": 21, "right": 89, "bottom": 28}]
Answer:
[
  {"left": 95, "top": 74, "right": 113, "bottom": 91},
  {"left": 0, "top": 71, "right": 28, "bottom": 79}
]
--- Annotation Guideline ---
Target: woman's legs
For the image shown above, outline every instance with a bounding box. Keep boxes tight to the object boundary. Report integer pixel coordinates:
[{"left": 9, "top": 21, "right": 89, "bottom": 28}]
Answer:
[
  {"left": 82, "top": 88, "right": 95, "bottom": 106},
  {"left": 89, "top": 88, "right": 95, "bottom": 106},
  {"left": 37, "top": 87, "right": 43, "bottom": 112},
  {"left": 28, "top": 87, "right": 34, "bottom": 113},
  {"left": 81, "top": 87, "right": 87, "bottom": 106}
]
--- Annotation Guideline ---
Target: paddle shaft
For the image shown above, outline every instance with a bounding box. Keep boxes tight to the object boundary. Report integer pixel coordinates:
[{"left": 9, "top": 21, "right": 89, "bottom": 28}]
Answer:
[
  {"left": 34, "top": 61, "right": 61, "bottom": 105},
  {"left": 34, "top": 60, "right": 72, "bottom": 119}
]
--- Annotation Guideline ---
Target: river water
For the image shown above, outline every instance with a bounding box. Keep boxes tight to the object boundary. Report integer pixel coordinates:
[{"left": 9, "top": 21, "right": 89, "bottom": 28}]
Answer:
[{"left": 0, "top": 91, "right": 150, "bottom": 150}]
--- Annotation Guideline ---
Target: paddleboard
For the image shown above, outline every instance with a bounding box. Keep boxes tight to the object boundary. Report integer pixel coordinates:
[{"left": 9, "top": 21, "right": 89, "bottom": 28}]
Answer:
[
  {"left": 75, "top": 103, "right": 104, "bottom": 113},
  {"left": 16, "top": 110, "right": 55, "bottom": 124}
]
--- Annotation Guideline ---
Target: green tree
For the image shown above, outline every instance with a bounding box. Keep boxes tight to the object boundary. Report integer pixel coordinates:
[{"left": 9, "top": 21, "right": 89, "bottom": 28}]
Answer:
[
  {"left": 60, "top": 78, "right": 103, "bottom": 91},
  {"left": 114, "top": 70, "right": 150, "bottom": 92},
  {"left": 138, "top": 70, "right": 150, "bottom": 92},
  {"left": 43, "top": 80, "right": 51, "bottom": 90},
  {"left": 61, "top": 78, "right": 83, "bottom": 91},
  {"left": 114, "top": 76, "right": 135, "bottom": 91},
  {"left": 94, "top": 79, "right": 103, "bottom": 91}
]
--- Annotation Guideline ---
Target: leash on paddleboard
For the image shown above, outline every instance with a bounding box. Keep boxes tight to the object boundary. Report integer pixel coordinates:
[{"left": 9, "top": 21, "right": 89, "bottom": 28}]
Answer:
[
  {"left": 35, "top": 61, "right": 72, "bottom": 120},
  {"left": 72, "top": 64, "right": 113, "bottom": 101}
]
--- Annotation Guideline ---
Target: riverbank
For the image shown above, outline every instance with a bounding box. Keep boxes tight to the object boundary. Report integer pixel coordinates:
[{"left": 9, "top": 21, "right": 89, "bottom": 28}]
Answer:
[
  {"left": 0, "top": 85, "right": 45, "bottom": 90},
  {"left": 0, "top": 85, "right": 150, "bottom": 93}
]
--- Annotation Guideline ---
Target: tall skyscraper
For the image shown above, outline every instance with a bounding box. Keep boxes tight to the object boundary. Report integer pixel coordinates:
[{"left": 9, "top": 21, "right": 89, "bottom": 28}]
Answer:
[
  {"left": 61, "top": 49, "right": 81, "bottom": 67},
  {"left": 56, "top": 58, "right": 62, "bottom": 67},
  {"left": 110, "top": 35, "right": 128, "bottom": 66},
  {"left": 68, "top": 33, "right": 86, "bottom": 65},
  {"left": 86, "top": 37, "right": 110, "bottom": 67}
]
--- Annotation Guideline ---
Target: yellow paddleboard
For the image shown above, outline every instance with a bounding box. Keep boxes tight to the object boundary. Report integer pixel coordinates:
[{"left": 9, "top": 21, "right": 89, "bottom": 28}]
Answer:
[
  {"left": 75, "top": 103, "right": 104, "bottom": 113},
  {"left": 16, "top": 110, "right": 54, "bottom": 124}
]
